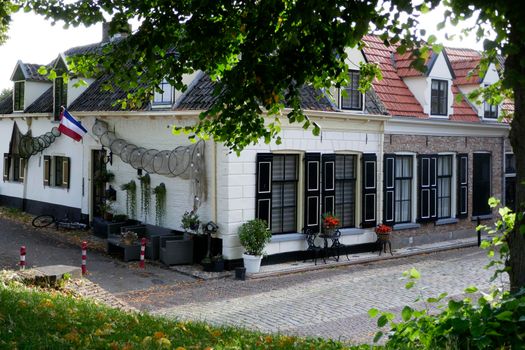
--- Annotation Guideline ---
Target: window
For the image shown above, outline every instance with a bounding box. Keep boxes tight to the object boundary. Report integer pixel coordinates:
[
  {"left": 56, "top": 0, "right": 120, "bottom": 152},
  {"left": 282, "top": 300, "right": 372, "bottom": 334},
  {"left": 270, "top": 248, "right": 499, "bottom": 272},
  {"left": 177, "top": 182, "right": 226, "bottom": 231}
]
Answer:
[
  {"left": 334, "top": 155, "right": 357, "bottom": 228},
  {"left": 257, "top": 152, "right": 377, "bottom": 235},
  {"left": 394, "top": 156, "right": 413, "bottom": 223},
  {"left": 340, "top": 70, "right": 363, "bottom": 110},
  {"left": 53, "top": 77, "right": 67, "bottom": 121},
  {"left": 13, "top": 81, "right": 24, "bottom": 111},
  {"left": 437, "top": 155, "right": 452, "bottom": 218},
  {"left": 484, "top": 101, "right": 498, "bottom": 119},
  {"left": 11, "top": 155, "right": 25, "bottom": 182},
  {"left": 431, "top": 79, "right": 448, "bottom": 116},
  {"left": 54, "top": 156, "right": 71, "bottom": 188},
  {"left": 505, "top": 153, "right": 516, "bottom": 211},
  {"left": 153, "top": 79, "right": 174, "bottom": 106},
  {"left": 472, "top": 153, "right": 491, "bottom": 216}
]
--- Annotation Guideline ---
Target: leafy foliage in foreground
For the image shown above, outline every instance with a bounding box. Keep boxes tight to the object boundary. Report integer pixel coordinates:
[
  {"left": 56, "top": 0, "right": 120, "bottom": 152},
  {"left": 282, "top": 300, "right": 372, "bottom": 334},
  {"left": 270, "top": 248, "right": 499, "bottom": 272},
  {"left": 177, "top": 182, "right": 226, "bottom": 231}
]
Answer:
[{"left": 0, "top": 276, "right": 372, "bottom": 350}]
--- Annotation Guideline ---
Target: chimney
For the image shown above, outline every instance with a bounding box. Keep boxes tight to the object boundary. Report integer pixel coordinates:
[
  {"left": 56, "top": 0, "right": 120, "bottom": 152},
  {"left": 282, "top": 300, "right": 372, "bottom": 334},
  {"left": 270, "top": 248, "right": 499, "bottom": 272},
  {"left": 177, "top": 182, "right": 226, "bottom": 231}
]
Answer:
[{"left": 102, "top": 22, "right": 131, "bottom": 42}]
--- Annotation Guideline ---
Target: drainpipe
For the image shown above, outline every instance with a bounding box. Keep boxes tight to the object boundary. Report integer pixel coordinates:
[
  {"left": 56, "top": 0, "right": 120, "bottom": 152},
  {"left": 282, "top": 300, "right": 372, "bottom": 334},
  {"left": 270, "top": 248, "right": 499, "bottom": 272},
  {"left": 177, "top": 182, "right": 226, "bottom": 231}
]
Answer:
[
  {"left": 502, "top": 136, "right": 506, "bottom": 206},
  {"left": 212, "top": 140, "right": 218, "bottom": 223}
]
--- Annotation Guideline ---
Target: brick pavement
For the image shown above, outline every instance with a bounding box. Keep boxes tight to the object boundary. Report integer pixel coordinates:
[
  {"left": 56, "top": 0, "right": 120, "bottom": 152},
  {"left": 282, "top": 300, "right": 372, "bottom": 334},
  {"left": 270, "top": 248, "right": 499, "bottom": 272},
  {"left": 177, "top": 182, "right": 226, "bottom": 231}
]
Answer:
[{"left": 152, "top": 247, "right": 506, "bottom": 344}]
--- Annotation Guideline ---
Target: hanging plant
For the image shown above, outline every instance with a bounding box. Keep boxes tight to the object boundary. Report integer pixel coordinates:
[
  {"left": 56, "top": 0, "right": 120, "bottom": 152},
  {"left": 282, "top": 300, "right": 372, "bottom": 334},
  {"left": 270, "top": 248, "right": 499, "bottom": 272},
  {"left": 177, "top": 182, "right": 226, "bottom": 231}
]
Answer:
[
  {"left": 94, "top": 169, "right": 114, "bottom": 185},
  {"left": 120, "top": 180, "right": 137, "bottom": 219},
  {"left": 139, "top": 173, "right": 151, "bottom": 223},
  {"left": 153, "top": 183, "right": 167, "bottom": 226}
]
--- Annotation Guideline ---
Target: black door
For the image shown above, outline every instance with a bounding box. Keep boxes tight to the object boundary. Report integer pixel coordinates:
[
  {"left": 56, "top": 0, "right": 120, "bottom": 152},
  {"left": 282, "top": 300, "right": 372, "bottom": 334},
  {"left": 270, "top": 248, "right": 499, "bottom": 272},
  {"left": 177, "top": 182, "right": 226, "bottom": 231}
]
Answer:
[
  {"left": 473, "top": 153, "right": 491, "bottom": 216},
  {"left": 92, "top": 150, "right": 106, "bottom": 217}
]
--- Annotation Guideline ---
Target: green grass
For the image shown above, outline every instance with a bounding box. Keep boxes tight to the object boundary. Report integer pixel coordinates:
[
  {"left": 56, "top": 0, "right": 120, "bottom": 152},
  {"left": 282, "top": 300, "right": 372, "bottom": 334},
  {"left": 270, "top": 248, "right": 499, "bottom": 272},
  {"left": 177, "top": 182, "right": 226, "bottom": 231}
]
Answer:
[{"left": 0, "top": 276, "right": 375, "bottom": 350}]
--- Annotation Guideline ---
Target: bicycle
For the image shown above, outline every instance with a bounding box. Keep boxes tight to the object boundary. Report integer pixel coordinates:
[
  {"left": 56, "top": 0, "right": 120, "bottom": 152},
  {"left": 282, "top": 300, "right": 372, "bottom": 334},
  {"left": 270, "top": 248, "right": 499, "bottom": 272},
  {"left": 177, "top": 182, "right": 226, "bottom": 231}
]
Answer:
[{"left": 32, "top": 214, "right": 89, "bottom": 230}]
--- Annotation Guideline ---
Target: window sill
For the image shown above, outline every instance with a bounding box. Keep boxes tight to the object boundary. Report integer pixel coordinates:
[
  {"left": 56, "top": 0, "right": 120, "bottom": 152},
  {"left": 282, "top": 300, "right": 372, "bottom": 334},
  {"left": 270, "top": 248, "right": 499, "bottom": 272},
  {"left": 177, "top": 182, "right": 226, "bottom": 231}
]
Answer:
[
  {"left": 270, "top": 233, "right": 305, "bottom": 243},
  {"left": 151, "top": 103, "right": 173, "bottom": 109},
  {"left": 393, "top": 223, "right": 421, "bottom": 231},
  {"left": 339, "top": 228, "right": 365, "bottom": 236},
  {"left": 472, "top": 214, "right": 493, "bottom": 222},
  {"left": 435, "top": 218, "right": 459, "bottom": 226}
]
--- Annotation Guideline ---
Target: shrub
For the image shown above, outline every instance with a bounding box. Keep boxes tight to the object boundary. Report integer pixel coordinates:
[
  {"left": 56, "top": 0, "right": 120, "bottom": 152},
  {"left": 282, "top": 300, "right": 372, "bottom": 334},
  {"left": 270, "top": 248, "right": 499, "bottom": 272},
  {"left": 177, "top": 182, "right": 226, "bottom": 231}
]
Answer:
[{"left": 238, "top": 219, "right": 272, "bottom": 256}]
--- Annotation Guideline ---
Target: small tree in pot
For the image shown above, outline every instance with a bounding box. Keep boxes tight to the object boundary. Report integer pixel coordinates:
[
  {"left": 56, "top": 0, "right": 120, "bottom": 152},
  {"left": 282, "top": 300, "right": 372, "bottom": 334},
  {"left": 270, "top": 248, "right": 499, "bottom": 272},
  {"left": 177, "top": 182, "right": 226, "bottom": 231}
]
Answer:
[{"left": 238, "top": 219, "right": 272, "bottom": 273}]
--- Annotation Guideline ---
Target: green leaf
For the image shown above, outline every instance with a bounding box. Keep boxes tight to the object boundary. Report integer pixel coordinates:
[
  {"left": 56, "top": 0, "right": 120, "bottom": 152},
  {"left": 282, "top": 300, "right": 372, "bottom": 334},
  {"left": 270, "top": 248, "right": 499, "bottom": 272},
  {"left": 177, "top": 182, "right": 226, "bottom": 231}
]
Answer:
[
  {"left": 373, "top": 331, "right": 383, "bottom": 343},
  {"left": 465, "top": 286, "right": 478, "bottom": 294},
  {"left": 495, "top": 311, "right": 514, "bottom": 321},
  {"left": 401, "top": 306, "right": 413, "bottom": 321},
  {"left": 405, "top": 281, "right": 415, "bottom": 290},
  {"left": 368, "top": 308, "right": 379, "bottom": 318},
  {"left": 377, "top": 314, "right": 388, "bottom": 327},
  {"left": 409, "top": 268, "right": 421, "bottom": 280}
]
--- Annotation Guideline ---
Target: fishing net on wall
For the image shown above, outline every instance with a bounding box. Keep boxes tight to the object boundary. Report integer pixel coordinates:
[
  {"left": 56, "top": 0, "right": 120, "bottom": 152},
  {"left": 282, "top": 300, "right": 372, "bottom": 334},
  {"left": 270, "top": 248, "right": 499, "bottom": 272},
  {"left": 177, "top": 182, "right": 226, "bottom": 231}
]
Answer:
[
  {"left": 19, "top": 128, "right": 61, "bottom": 159},
  {"left": 10, "top": 122, "right": 61, "bottom": 159},
  {"left": 92, "top": 119, "right": 207, "bottom": 205}
]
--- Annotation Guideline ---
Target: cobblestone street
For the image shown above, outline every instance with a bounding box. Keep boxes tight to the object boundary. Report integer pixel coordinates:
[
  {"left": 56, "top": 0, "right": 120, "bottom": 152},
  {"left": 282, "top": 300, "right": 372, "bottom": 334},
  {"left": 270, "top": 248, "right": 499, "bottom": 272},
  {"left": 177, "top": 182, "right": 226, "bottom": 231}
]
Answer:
[{"left": 131, "top": 247, "right": 504, "bottom": 344}]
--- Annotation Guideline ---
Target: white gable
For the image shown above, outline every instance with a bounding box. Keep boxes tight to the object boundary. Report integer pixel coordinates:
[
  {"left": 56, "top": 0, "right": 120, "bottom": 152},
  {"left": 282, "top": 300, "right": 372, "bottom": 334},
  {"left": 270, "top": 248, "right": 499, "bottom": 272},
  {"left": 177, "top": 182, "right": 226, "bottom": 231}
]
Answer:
[{"left": 428, "top": 52, "right": 453, "bottom": 80}]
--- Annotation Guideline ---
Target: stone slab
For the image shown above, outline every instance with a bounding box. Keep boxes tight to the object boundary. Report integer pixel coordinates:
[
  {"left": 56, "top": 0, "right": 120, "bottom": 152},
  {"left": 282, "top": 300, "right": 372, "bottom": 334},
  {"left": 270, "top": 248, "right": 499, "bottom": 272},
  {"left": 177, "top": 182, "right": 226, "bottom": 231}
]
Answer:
[{"left": 19, "top": 265, "right": 82, "bottom": 286}]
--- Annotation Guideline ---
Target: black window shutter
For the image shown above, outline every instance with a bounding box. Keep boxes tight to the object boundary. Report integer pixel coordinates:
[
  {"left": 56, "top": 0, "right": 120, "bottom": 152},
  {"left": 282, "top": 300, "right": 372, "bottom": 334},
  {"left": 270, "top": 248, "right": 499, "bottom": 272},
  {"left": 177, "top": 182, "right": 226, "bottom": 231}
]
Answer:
[
  {"left": 13, "top": 156, "right": 20, "bottom": 182},
  {"left": 3, "top": 154, "right": 11, "bottom": 181},
  {"left": 304, "top": 153, "right": 321, "bottom": 232},
  {"left": 65, "top": 157, "right": 71, "bottom": 189},
  {"left": 418, "top": 155, "right": 438, "bottom": 222},
  {"left": 383, "top": 154, "right": 396, "bottom": 225},
  {"left": 55, "top": 156, "right": 63, "bottom": 187},
  {"left": 322, "top": 154, "right": 336, "bottom": 217},
  {"left": 255, "top": 153, "right": 273, "bottom": 228},
  {"left": 361, "top": 153, "right": 377, "bottom": 228},
  {"left": 457, "top": 154, "right": 468, "bottom": 218}
]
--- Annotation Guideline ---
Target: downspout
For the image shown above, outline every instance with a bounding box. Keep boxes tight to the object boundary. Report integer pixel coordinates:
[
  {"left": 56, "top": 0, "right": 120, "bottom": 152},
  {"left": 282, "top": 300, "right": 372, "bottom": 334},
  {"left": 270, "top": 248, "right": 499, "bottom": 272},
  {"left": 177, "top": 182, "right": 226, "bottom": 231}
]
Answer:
[
  {"left": 212, "top": 140, "right": 217, "bottom": 223},
  {"left": 378, "top": 119, "right": 385, "bottom": 225},
  {"left": 502, "top": 136, "right": 506, "bottom": 206}
]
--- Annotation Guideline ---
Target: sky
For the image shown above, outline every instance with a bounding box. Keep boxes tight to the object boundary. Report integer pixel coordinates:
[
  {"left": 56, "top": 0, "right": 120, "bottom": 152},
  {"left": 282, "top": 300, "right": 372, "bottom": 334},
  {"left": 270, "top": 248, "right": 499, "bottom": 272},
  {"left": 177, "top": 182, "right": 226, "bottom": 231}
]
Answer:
[{"left": 0, "top": 7, "right": 485, "bottom": 92}]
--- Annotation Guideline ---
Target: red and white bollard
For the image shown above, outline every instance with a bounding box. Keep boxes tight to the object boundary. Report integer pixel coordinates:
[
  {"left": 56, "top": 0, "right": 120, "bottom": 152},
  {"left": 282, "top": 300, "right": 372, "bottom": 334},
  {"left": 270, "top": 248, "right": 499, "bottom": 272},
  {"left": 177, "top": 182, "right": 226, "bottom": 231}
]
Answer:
[
  {"left": 19, "top": 246, "right": 26, "bottom": 270},
  {"left": 81, "top": 241, "right": 87, "bottom": 275},
  {"left": 139, "top": 238, "right": 147, "bottom": 268}
]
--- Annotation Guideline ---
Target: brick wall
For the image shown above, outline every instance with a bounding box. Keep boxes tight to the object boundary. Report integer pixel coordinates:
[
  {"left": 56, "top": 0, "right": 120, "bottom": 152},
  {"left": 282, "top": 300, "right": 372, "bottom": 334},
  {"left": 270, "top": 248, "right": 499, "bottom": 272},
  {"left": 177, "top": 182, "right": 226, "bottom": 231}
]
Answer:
[{"left": 384, "top": 134, "right": 505, "bottom": 247}]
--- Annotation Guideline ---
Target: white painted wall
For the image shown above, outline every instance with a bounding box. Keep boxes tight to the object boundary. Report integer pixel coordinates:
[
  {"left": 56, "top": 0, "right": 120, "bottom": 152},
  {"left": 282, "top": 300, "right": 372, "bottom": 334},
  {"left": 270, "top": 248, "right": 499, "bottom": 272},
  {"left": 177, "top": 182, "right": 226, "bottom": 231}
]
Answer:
[
  {"left": 217, "top": 115, "right": 384, "bottom": 260},
  {"left": 91, "top": 116, "right": 213, "bottom": 231},
  {"left": 0, "top": 117, "right": 84, "bottom": 209},
  {"left": 404, "top": 77, "right": 428, "bottom": 108},
  {"left": 25, "top": 81, "right": 52, "bottom": 110}
]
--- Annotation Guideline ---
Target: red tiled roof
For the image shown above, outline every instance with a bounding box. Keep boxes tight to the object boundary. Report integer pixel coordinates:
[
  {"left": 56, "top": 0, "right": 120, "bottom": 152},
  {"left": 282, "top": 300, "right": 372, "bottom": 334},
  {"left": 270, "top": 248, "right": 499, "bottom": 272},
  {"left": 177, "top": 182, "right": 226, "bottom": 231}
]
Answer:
[
  {"left": 445, "top": 48, "right": 482, "bottom": 85},
  {"left": 450, "top": 85, "right": 479, "bottom": 122},
  {"left": 361, "top": 35, "right": 487, "bottom": 123},
  {"left": 394, "top": 51, "right": 432, "bottom": 77},
  {"left": 361, "top": 35, "right": 427, "bottom": 119}
]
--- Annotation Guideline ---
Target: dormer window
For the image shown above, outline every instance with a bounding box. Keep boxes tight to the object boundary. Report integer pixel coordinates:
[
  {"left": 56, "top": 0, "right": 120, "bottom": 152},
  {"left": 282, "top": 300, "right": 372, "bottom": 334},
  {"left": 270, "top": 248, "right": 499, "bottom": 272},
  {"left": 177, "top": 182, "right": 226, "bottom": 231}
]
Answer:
[
  {"left": 340, "top": 70, "right": 363, "bottom": 110},
  {"left": 484, "top": 102, "right": 498, "bottom": 119},
  {"left": 153, "top": 79, "right": 174, "bottom": 106},
  {"left": 53, "top": 77, "right": 67, "bottom": 121},
  {"left": 431, "top": 79, "right": 448, "bottom": 116},
  {"left": 13, "top": 81, "right": 24, "bottom": 112}
]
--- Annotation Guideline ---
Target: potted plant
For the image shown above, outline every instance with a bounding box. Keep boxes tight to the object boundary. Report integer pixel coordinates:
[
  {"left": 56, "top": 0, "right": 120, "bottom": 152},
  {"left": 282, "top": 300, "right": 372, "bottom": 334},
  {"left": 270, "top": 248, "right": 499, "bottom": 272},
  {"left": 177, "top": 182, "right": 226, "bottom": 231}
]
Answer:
[
  {"left": 238, "top": 219, "right": 272, "bottom": 274},
  {"left": 375, "top": 224, "right": 392, "bottom": 241},
  {"left": 322, "top": 212, "right": 340, "bottom": 236},
  {"left": 181, "top": 210, "right": 200, "bottom": 233}
]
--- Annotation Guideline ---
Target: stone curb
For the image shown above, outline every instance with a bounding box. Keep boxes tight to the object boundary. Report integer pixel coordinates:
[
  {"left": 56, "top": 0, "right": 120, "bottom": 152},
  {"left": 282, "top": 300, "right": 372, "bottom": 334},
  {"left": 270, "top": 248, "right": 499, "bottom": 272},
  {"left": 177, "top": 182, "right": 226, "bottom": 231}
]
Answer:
[{"left": 248, "top": 239, "right": 480, "bottom": 280}]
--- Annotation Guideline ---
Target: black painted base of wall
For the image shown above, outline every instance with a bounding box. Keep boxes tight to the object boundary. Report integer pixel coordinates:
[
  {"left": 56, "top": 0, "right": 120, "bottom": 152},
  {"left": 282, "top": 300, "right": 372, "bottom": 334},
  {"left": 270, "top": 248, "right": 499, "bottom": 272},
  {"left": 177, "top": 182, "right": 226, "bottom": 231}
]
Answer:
[
  {"left": 0, "top": 194, "right": 84, "bottom": 223},
  {"left": 223, "top": 242, "right": 378, "bottom": 271}
]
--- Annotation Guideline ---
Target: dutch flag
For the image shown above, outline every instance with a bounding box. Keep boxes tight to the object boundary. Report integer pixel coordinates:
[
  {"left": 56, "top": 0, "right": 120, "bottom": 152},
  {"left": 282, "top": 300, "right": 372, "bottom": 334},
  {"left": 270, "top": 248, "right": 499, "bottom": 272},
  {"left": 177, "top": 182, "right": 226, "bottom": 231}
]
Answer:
[{"left": 58, "top": 108, "right": 87, "bottom": 142}]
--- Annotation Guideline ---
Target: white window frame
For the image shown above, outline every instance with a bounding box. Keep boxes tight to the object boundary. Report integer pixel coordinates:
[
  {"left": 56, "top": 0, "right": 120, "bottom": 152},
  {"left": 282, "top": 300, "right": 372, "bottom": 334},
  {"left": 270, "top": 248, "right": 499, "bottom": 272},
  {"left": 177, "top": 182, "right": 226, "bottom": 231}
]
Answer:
[
  {"left": 152, "top": 79, "right": 174, "bottom": 107},
  {"left": 339, "top": 70, "right": 364, "bottom": 111},
  {"left": 437, "top": 152, "right": 457, "bottom": 219},
  {"left": 334, "top": 151, "right": 361, "bottom": 229},
  {"left": 394, "top": 152, "right": 417, "bottom": 224}
]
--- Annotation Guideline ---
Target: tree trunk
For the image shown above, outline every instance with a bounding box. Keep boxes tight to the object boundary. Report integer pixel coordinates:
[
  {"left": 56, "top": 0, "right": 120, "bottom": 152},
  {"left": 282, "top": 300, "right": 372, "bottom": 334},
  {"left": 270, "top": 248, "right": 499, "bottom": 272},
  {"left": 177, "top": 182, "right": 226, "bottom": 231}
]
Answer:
[{"left": 506, "top": 41, "right": 525, "bottom": 292}]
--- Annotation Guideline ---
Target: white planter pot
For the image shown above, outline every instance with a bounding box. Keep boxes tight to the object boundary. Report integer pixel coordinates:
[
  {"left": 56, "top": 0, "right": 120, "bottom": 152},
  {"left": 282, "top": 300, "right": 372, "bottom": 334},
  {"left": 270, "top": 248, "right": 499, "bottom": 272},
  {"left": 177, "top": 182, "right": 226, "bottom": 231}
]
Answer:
[{"left": 242, "top": 253, "right": 263, "bottom": 274}]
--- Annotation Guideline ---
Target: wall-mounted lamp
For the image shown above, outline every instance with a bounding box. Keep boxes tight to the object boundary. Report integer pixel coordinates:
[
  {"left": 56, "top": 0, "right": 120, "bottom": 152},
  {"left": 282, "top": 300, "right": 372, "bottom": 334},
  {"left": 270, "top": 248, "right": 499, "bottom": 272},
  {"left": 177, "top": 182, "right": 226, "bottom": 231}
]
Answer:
[{"left": 102, "top": 147, "right": 113, "bottom": 165}]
